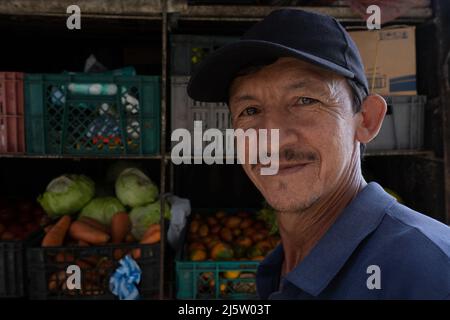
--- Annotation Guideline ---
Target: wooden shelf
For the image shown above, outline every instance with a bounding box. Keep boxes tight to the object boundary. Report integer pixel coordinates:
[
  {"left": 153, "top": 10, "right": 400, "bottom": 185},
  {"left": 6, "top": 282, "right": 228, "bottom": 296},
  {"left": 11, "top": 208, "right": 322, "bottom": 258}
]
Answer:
[
  {"left": 167, "top": 150, "right": 438, "bottom": 162},
  {"left": 179, "top": 5, "right": 432, "bottom": 23},
  {"left": 364, "top": 150, "right": 435, "bottom": 157},
  {"left": 0, "top": 1, "right": 432, "bottom": 23},
  {"left": 0, "top": 154, "right": 163, "bottom": 160}
]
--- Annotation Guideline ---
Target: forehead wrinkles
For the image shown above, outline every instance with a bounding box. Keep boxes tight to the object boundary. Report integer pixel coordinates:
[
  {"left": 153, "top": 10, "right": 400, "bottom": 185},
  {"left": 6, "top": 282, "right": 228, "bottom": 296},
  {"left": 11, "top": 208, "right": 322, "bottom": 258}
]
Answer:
[
  {"left": 292, "top": 64, "right": 353, "bottom": 112},
  {"left": 316, "top": 76, "right": 351, "bottom": 108},
  {"left": 230, "top": 71, "right": 282, "bottom": 103}
]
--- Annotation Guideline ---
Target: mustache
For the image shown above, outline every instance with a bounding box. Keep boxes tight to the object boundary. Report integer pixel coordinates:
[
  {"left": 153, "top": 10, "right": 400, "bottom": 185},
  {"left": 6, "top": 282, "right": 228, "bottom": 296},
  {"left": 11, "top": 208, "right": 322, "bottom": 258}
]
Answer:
[
  {"left": 278, "top": 148, "right": 319, "bottom": 162},
  {"left": 251, "top": 148, "right": 319, "bottom": 170}
]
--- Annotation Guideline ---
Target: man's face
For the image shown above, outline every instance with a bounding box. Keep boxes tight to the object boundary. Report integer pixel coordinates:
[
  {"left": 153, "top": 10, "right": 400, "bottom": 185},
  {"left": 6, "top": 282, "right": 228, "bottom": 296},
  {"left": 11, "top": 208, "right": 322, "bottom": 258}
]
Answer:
[{"left": 229, "top": 57, "right": 360, "bottom": 212}]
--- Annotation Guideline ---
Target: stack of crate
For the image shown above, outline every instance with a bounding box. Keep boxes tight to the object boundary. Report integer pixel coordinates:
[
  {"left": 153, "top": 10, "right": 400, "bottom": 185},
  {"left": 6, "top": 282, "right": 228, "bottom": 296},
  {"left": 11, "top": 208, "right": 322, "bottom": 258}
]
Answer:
[
  {"left": 0, "top": 72, "right": 25, "bottom": 155},
  {"left": 170, "top": 35, "right": 237, "bottom": 143}
]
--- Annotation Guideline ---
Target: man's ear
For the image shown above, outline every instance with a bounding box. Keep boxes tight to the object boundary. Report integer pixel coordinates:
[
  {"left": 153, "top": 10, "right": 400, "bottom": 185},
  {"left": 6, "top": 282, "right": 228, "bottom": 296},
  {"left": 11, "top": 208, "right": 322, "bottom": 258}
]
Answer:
[{"left": 355, "top": 94, "right": 387, "bottom": 144}]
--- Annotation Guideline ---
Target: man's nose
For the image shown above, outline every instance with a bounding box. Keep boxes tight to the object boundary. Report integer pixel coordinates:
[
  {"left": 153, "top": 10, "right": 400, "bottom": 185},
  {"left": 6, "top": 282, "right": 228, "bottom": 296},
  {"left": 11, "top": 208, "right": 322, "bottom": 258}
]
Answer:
[{"left": 260, "top": 109, "right": 300, "bottom": 150}]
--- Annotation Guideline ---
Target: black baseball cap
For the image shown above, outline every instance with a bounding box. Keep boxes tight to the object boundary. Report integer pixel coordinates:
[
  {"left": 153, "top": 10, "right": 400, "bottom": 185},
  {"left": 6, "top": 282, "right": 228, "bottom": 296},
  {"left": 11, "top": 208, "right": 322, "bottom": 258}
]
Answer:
[{"left": 187, "top": 9, "right": 368, "bottom": 103}]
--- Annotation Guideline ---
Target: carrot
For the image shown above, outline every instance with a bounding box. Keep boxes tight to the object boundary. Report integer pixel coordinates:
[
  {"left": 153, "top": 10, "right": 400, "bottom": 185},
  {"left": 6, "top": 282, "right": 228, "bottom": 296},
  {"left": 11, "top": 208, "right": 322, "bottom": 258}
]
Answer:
[
  {"left": 141, "top": 230, "right": 161, "bottom": 245},
  {"left": 131, "top": 248, "right": 141, "bottom": 260},
  {"left": 132, "top": 224, "right": 161, "bottom": 259},
  {"left": 125, "top": 233, "right": 136, "bottom": 243},
  {"left": 75, "top": 259, "right": 93, "bottom": 269},
  {"left": 69, "top": 221, "right": 110, "bottom": 245},
  {"left": 111, "top": 212, "right": 131, "bottom": 244},
  {"left": 78, "top": 216, "right": 109, "bottom": 234},
  {"left": 141, "top": 224, "right": 161, "bottom": 244},
  {"left": 1, "top": 232, "right": 14, "bottom": 241},
  {"left": 77, "top": 256, "right": 98, "bottom": 267},
  {"left": 60, "top": 281, "right": 77, "bottom": 296},
  {"left": 78, "top": 240, "right": 90, "bottom": 247},
  {"left": 48, "top": 271, "right": 66, "bottom": 291},
  {"left": 82, "top": 282, "right": 103, "bottom": 296},
  {"left": 97, "top": 258, "right": 114, "bottom": 276},
  {"left": 83, "top": 270, "right": 98, "bottom": 282},
  {"left": 44, "top": 224, "right": 54, "bottom": 234},
  {"left": 55, "top": 252, "right": 75, "bottom": 263},
  {"left": 113, "top": 248, "right": 126, "bottom": 260},
  {"left": 42, "top": 216, "right": 71, "bottom": 247}
]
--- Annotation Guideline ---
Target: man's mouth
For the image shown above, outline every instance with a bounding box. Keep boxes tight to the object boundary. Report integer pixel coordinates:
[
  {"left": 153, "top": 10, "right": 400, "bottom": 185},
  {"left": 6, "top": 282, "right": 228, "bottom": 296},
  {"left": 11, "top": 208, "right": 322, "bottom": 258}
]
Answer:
[
  {"left": 276, "top": 162, "right": 311, "bottom": 175},
  {"left": 254, "top": 162, "right": 312, "bottom": 176}
]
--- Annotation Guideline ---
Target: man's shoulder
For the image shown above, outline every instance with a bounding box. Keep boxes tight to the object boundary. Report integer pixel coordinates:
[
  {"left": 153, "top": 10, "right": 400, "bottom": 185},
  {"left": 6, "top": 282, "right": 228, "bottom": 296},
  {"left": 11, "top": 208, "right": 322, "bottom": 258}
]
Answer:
[
  {"left": 362, "top": 202, "right": 450, "bottom": 298},
  {"left": 382, "top": 202, "right": 450, "bottom": 257}
]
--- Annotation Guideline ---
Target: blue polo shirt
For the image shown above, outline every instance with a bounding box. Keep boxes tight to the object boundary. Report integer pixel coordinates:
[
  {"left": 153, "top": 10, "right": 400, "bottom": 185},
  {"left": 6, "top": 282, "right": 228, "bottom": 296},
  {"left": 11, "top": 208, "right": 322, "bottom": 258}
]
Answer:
[{"left": 256, "top": 182, "right": 450, "bottom": 299}]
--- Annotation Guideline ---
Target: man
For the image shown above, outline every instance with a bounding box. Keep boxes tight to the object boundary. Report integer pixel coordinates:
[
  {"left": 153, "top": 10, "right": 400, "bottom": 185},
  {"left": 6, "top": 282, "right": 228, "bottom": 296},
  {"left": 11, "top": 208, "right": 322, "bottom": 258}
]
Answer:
[{"left": 187, "top": 9, "right": 450, "bottom": 299}]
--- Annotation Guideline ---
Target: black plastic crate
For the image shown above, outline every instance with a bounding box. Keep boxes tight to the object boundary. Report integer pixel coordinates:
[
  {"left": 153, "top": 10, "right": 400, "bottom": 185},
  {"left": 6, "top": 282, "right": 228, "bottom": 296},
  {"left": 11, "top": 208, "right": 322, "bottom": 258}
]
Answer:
[
  {"left": 0, "top": 232, "right": 42, "bottom": 298},
  {"left": 0, "top": 241, "right": 27, "bottom": 298},
  {"left": 27, "top": 242, "right": 161, "bottom": 300}
]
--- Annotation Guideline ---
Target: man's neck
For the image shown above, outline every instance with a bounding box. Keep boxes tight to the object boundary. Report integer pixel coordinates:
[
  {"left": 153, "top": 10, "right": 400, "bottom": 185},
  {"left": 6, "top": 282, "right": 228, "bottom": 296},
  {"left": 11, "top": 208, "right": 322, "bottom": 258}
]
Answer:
[{"left": 277, "top": 164, "right": 366, "bottom": 277}]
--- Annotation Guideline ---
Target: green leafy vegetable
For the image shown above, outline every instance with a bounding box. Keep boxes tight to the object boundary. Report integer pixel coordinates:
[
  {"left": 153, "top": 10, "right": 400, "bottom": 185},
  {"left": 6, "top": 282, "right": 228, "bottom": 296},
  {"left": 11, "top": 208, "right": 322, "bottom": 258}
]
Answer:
[
  {"left": 129, "top": 201, "right": 171, "bottom": 240},
  {"left": 38, "top": 175, "right": 95, "bottom": 217},
  {"left": 115, "top": 168, "right": 158, "bottom": 208},
  {"left": 79, "top": 196, "right": 125, "bottom": 226}
]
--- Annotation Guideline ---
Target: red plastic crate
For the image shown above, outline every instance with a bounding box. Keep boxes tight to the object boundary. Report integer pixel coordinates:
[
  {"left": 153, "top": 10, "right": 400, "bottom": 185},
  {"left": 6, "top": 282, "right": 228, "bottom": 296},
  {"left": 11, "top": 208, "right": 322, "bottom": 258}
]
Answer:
[{"left": 0, "top": 72, "right": 25, "bottom": 154}]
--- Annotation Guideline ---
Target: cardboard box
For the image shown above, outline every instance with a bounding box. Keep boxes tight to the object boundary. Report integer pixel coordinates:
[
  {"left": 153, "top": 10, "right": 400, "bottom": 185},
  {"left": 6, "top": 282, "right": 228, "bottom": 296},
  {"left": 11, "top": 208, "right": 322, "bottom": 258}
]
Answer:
[{"left": 349, "top": 27, "right": 416, "bottom": 96}]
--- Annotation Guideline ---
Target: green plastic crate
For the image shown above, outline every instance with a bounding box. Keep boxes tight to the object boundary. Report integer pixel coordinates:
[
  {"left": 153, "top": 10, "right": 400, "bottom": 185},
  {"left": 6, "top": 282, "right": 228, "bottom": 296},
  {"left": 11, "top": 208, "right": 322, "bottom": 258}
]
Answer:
[
  {"left": 176, "top": 260, "right": 260, "bottom": 300},
  {"left": 25, "top": 74, "right": 160, "bottom": 156}
]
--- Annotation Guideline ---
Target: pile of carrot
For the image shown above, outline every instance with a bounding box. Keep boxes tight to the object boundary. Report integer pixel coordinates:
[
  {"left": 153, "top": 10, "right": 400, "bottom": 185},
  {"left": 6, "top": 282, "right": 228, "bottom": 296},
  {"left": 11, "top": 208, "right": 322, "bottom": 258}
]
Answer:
[{"left": 41, "top": 212, "right": 161, "bottom": 253}]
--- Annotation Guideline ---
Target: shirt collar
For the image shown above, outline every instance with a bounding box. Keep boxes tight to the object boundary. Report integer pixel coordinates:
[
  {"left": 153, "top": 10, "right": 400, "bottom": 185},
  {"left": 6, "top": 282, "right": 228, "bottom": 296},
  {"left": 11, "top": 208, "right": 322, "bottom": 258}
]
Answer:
[{"left": 258, "top": 182, "right": 396, "bottom": 297}]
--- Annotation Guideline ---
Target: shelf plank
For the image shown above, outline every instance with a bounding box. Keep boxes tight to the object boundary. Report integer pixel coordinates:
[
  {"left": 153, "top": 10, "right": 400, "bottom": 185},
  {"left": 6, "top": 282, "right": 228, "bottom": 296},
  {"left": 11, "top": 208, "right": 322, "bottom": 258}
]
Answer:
[
  {"left": 168, "top": 150, "right": 437, "bottom": 162},
  {"left": 0, "top": 0, "right": 185, "bottom": 16},
  {"left": 0, "top": 154, "right": 163, "bottom": 160},
  {"left": 0, "top": 2, "right": 432, "bottom": 23},
  {"left": 179, "top": 5, "right": 432, "bottom": 22},
  {"left": 364, "top": 149, "right": 435, "bottom": 157},
  {"left": 0, "top": 151, "right": 434, "bottom": 160}
]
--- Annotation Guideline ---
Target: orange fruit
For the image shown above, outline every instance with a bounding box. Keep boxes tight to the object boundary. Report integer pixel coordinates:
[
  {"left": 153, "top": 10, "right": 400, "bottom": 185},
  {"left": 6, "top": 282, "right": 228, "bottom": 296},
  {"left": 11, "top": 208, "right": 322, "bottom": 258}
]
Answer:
[
  {"left": 236, "top": 236, "right": 253, "bottom": 248},
  {"left": 225, "top": 216, "right": 242, "bottom": 229},
  {"left": 239, "top": 218, "right": 254, "bottom": 229},
  {"left": 188, "top": 242, "right": 206, "bottom": 252},
  {"left": 198, "top": 224, "right": 209, "bottom": 237},
  {"left": 190, "top": 249, "right": 207, "bottom": 261},
  {"left": 210, "top": 242, "right": 234, "bottom": 260},
  {"left": 220, "top": 227, "right": 233, "bottom": 243}
]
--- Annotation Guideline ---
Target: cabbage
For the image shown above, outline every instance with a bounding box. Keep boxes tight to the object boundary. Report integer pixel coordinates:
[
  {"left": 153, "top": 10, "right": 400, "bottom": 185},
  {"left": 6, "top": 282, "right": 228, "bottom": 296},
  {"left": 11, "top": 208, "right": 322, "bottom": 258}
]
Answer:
[
  {"left": 38, "top": 175, "right": 95, "bottom": 217},
  {"left": 79, "top": 196, "right": 125, "bottom": 226},
  {"left": 129, "top": 201, "right": 171, "bottom": 240},
  {"left": 115, "top": 168, "right": 158, "bottom": 208},
  {"left": 106, "top": 161, "right": 145, "bottom": 184}
]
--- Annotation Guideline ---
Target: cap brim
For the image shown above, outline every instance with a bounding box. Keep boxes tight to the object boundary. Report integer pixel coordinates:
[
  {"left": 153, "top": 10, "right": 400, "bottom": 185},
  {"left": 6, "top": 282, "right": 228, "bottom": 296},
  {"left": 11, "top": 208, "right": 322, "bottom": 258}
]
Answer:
[{"left": 187, "top": 39, "right": 355, "bottom": 103}]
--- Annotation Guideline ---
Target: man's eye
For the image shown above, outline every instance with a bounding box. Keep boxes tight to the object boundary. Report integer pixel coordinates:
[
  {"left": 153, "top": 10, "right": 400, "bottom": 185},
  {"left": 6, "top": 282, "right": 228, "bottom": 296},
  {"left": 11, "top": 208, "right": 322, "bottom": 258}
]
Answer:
[
  {"left": 295, "top": 97, "right": 318, "bottom": 106},
  {"left": 239, "top": 106, "right": 260, "bottom": 117}
]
